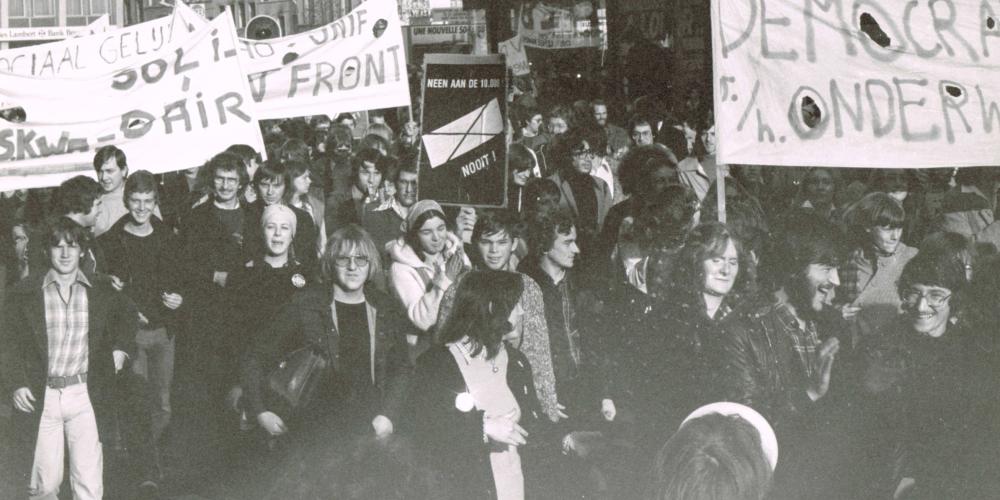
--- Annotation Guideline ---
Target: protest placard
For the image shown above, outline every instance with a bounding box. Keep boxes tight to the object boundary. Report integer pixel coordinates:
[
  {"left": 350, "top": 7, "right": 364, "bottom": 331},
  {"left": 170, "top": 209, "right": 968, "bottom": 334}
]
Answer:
[
  {"left": 0, "top": 14, "right": 265, "bottom": 190},
  {"left": 239, "top": 0, "right": 411, "bottom": 120},
  {"left": 712, "top": 0, "right": 1000, "bottom": 168},
  {"left": 518, "top": 2, "right": 605, "bottom": 49},
  {"left": 0, "top": 3, "right": 204, "bottom": 78},
  {"left": 418, "top": 54, "right": 508, "bottom": 207},
  {"left": 498, "top": 35, "right": 530, "bottom": 76}
]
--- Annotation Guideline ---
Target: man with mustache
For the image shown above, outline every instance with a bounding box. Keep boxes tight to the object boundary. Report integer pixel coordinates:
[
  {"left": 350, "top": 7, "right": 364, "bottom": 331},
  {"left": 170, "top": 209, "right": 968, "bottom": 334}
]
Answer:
[
  {"left": 180, "top": 152, "right": 254, "bottom": 406},
  {"left": 719, "top": 211, "right": 845, "bottom": 499}
]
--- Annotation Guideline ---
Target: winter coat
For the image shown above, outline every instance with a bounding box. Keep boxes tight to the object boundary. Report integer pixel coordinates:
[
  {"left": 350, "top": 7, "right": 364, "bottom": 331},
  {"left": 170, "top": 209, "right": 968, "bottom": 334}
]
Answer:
[
  {"left": 405, "top": 343, "right": 545, "bottom": 500},
  {"left": 241, "top": 286, "right": 415, "bottom": 424}
]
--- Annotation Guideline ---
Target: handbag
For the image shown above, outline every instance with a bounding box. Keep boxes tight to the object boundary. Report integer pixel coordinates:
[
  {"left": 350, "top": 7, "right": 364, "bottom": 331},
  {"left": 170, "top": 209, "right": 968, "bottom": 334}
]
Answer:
[{"left": 267, "top": 345, "right": 329, "bottom": 412}]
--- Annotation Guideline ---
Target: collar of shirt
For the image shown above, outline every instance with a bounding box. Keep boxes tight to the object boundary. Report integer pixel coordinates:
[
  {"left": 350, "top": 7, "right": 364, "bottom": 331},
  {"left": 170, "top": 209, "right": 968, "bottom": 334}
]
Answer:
[
  {"left": 42, "top": 268, "right": 92, "bottom": 290},
  {"left": 372, "top": 197, "right": 409, "bottom": 221},
  {"left": 772, "top": 301, "right": 807, "bottom": 332}
]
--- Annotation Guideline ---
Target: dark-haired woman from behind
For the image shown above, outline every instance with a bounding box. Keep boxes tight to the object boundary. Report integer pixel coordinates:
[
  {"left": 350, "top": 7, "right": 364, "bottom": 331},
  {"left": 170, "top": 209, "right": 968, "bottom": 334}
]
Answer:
[{"left": 407, "top": 271, "right": 547, "bottom": 499}]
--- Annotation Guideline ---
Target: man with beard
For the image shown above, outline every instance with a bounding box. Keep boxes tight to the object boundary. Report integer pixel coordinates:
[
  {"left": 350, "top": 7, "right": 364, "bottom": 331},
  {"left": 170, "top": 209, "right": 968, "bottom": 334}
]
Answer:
[
  {"left": 718, "top": 211, "right": 845, "bottom": 499},
  {"left": 592, "top": 100, "right": 629, "bottom": 157}
]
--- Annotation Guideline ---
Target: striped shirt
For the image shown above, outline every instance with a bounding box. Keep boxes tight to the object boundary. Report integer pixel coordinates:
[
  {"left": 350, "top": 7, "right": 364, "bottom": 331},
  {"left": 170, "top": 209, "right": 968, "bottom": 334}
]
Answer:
[{"left": 43, "top": 269, "right": 91, "bottom": 377}]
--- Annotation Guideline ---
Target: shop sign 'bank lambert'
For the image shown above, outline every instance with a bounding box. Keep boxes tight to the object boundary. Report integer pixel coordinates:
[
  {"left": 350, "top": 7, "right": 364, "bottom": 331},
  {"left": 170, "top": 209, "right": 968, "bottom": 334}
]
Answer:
[{"left": 712, "top": 0, "right": 1000, "bottom": 168}]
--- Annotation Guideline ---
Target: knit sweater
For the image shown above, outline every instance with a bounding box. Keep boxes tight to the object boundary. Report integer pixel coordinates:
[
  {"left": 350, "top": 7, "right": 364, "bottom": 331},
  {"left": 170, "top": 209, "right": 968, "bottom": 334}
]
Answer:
[{"left": 847, "top": 243, "right": 918, "bottom": 337}]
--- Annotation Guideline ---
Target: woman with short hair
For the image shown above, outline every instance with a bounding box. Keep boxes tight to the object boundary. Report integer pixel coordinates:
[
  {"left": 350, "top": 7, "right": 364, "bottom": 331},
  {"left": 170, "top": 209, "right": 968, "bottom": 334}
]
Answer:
[{"left": 840, "top": 192, "right": 919, "bottom": 337}]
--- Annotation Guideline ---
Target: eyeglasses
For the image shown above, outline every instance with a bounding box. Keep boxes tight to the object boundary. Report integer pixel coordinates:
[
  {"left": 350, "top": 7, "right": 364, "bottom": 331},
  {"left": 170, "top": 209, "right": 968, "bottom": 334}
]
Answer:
[
  {"left": 334, "top": 255, "right": 370, "bottom": 268},
  {"left": 902, "top": 288, "right": 951, "bottom": 307},
  {"left": 571, "top": 149, "right": 595, "bottom": 159}
]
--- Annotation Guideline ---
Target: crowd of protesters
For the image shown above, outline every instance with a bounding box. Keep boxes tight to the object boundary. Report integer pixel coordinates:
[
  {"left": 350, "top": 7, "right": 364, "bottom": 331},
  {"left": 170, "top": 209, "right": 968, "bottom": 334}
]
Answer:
[{"left": 2, "top": 89, "right": 1000, "bottom": 500}]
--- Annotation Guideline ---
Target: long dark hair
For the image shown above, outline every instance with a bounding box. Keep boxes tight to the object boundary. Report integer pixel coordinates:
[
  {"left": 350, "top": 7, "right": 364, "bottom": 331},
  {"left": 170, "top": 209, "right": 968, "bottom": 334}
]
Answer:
[{"left": 437, "top": 271, "right": 523, "bottom": 360}]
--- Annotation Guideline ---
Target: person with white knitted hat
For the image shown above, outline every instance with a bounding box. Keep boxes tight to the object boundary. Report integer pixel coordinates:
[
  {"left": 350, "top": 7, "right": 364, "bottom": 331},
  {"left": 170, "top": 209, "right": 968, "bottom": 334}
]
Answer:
[{"left": 387, "top": 199, "right": 471, "bottom": 340}]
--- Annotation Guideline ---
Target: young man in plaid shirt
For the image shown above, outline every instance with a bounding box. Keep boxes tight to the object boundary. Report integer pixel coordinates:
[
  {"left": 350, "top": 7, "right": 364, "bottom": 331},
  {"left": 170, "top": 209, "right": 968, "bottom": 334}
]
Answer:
[{"left": 1, "top": 218, "right": 135, "bottom": 500}]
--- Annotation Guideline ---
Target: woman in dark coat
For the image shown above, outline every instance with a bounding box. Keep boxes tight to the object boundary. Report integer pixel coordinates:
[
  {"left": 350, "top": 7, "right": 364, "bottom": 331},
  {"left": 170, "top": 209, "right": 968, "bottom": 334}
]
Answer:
[
  {"left": 407, "top": 271, "right": 547, "bottom": 500},
  {"left": 605, "top": 223, "right": 754, "bottom": 479}
]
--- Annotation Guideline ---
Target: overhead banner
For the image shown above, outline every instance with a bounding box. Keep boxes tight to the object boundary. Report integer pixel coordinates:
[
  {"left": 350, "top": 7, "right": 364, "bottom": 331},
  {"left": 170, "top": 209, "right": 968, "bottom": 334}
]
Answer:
[
  {"left": 498, "top": 35, "right": 530, "bottom": 75},
  {"left": 0, "top": 14, "right": 265, "bottom": 190},
  {"left": 418, "top": 54, "right": 507, "bottom": 207},
  {"left": 240, "top": 0, "right": 411, "bottom": 120},
  {"left": 518, "top": 2, "right": 605, "bottom": 49},
  {"left": 712, "top": 0, "right": 1000, "bottom": 168},
  {"left": 0, "top": 3, "right": 205, "bottom": 77}
]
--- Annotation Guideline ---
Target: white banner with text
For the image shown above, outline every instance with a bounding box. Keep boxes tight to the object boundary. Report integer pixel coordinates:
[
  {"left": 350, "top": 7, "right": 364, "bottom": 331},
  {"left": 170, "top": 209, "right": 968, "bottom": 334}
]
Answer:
[{"left": 712, "top": 0, "right": 1000, "bottom": 167}]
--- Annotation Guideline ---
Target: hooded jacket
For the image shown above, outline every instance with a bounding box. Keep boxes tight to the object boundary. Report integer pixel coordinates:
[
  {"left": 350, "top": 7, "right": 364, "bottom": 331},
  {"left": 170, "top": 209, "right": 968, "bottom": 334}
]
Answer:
[{"left": 387, "top": 231, "right": 470, "bottom": 332}]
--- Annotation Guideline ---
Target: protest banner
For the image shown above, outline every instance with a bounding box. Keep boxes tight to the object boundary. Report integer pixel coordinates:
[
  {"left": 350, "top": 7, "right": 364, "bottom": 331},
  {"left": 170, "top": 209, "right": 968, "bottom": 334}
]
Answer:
[
  {"left": 498, "top": 35, "right": 531, "bottom": 76},
  {"left": 517, "top": 2, "right": 605, "bottom": 49},
  {"left": 711, "top": 0, "right": 1000, "bottom": 168},
  {"left": 418, "top": 54, "right": 507, "bottom": 207},
  {"left": 0, "top": 14, "right": 265, "bottom": 190},
  {"left": 239, "top": 0, "right": 411, "bottom": 120},
  {"left": 0, "top": 2, "right": 205, "bottom": 77}
]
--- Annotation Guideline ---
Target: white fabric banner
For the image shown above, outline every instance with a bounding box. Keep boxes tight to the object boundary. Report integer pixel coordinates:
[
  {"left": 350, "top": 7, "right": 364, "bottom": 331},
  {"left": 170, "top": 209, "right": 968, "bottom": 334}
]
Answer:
[
  {"left": 0, "top": 14, "right": 265, "bottom": 190},
  {"left": 240, "top": 0, "right": 411, "bottom": 120},
  {"left": 0, "top": 3, "right": 204, "bottom": 77},
  {"left": 711, "top": 0, "right": 1000, "bottom": 168}
]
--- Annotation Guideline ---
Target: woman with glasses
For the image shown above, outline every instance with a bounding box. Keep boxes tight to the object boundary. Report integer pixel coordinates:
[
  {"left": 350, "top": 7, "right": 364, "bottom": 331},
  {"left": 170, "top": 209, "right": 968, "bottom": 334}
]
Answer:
[
  {"left": 858, "top": 254, "right": 982, "bottom": 499},
  {"left": 241, "top": 224, "right": 414, "bottom": 451},
  {"left": 839, "top": 192, "right": 919, "bottom": 339}
]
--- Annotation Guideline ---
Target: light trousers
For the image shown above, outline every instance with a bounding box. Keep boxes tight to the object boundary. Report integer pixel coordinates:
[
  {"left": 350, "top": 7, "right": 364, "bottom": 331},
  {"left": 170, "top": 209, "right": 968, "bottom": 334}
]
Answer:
[{"left": 29, "top": 384, "right": 103, "bottom": 500}]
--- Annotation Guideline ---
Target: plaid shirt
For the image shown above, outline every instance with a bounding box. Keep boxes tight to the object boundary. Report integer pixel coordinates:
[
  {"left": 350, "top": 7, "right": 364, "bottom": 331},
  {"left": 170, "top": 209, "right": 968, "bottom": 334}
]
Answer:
[
  {"left": 42, "top": 269, "right": 91, "bottom": 377},
  {"left": 771, "top": 302, "right": 820, "bottom": 380}
]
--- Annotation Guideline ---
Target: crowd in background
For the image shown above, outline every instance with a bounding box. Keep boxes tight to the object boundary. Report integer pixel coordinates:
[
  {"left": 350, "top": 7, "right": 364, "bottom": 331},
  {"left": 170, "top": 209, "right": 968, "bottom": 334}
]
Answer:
[{"left": 1, "top": 83, "right": 1000, "bottom": 500}]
